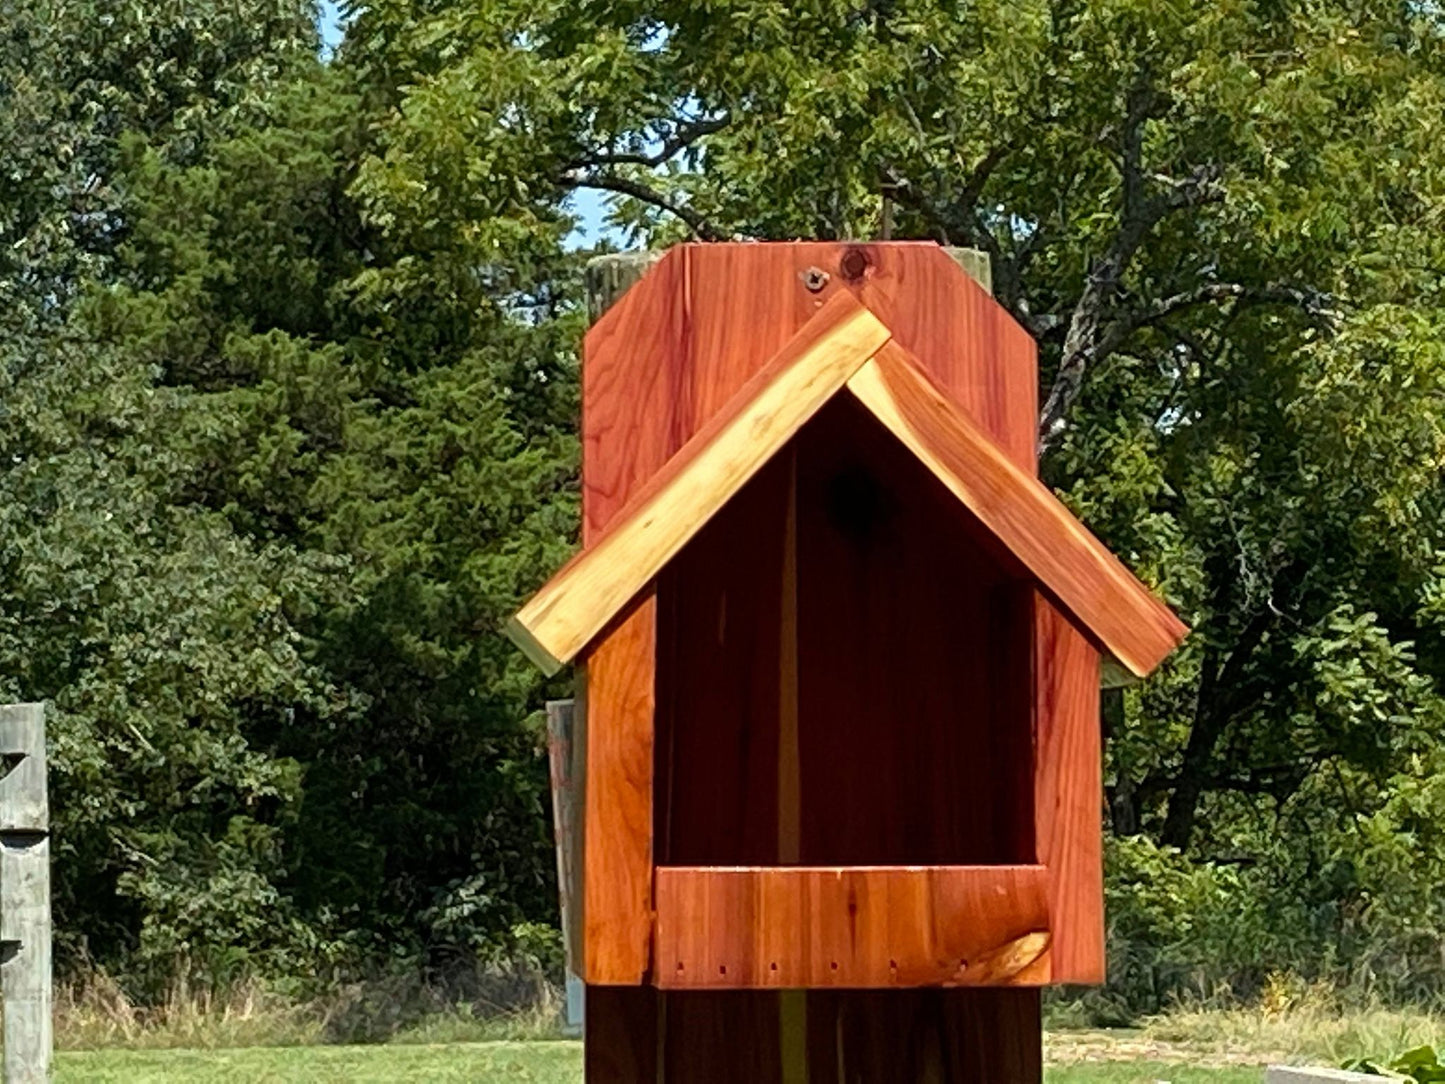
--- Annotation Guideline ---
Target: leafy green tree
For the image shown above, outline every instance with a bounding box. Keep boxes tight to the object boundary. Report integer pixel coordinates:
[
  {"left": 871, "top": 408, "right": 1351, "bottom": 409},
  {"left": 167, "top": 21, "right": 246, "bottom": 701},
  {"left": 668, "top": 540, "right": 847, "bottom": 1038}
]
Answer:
[
  {"left": 87, "top": 56, "right": 584, "bottom": 974},
  {"left": 2, "top": 0, "right": 587, "bottom": 983},
  {"left": 0, "top": 0, "right": 346, "bottom": 988},
  {"left": 351, "top": 0, "right": 1445, "bottom": 845},
  {"left": 348, "top": 0, "right": 1445, "bottom": 1002},
  {"left": 0, "top": 0, "right": 319, "bottom": 327},
  {"left": 10, "top": 0, "right": 1445, "bottom": 1006},
  {"left": 0, "top": 317, "right": 351, "bottom": 984}
]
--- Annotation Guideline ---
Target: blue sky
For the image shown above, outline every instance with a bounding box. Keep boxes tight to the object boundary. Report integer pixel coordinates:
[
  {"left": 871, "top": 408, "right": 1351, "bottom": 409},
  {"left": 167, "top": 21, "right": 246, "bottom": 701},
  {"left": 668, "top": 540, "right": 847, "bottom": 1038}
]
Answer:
[
  {"left": 315, "top": 3, "right": 619, "bottom": 248},
  {"left": 566, "top": 188, "right": 624, "bottom": 249},
  {"left": 318, "top": 0, "right": 344, "bottom": 52},
  {"left": 319, "top": 0, "right": 343, "bottom": 50}
]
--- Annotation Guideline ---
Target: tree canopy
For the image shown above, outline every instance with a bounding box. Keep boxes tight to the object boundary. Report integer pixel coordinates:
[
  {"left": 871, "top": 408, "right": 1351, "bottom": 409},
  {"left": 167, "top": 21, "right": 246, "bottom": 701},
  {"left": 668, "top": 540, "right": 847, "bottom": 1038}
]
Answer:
[{"left": 5, "top": 0, "right": 1445, "bottom": 1006}]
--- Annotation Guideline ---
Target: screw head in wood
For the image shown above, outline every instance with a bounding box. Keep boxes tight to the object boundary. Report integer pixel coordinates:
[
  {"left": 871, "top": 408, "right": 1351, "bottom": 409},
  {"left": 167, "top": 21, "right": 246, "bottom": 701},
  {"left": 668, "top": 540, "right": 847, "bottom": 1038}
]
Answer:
[{"left": 800, "top": 266, "right": 830, "bottom": 292}]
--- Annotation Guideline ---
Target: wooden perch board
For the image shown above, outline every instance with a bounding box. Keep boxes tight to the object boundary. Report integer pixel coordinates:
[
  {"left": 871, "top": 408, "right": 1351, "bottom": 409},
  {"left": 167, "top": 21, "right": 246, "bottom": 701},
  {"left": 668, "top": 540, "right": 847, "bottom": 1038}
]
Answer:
[
  {"left": 654, "top": 865, "right": 1051, "bottom": 989},
  {"left": 845, "top": 343, "right": 1188, "bottom": 678},
  {"left": 507, "top": 290, "right": 891, "bottom": 675}
]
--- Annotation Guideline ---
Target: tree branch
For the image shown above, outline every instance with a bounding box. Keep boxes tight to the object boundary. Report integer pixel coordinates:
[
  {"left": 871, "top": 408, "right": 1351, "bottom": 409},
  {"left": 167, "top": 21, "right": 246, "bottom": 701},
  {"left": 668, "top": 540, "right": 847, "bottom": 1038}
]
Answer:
[
  {"left": 1084, "top": 281, "right": 1338, "bottom": 375},
  {"left": 1139, "top": 764, "right": 1311, "bottom": 803},
  {"left": 1123, "top": 281, "right": 1338, "bottom": 334},
  {"left": 1037, "top": 157, "right": 1225, "bottom": 454},
  {"left": 558, "top": 170, "right": 725, "bottom": 240},
  {"left": 881, "top": 144, "right": 1016, "bottom": 266},
  {"left": 1158, "top": 557, "right": 1309, "bottom": 849},
  {"left": 958, "top": 144, "right": 1011, "bottom": 212},
  {"left": 568, "top": 115, "right": 730, "bottom": 171},
  {"left": 880, "top": 166, "right": 956, "bottom": 245}
]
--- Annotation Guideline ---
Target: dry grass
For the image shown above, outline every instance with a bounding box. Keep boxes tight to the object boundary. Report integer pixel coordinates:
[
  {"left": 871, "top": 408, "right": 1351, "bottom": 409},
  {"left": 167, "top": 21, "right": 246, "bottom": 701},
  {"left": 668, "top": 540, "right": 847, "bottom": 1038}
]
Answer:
[
  {"left": 54, "top": 973, "right": 324, "bottom": 1051},
  {"left": 52, "top": 969, "right": 566, "bottom": 1052},
  {"left": 49, "top": 966, "right": 1445, "bottom": 1076},
  {"left": 1143, "top": 1003, "right": 1444, "bottom": 1066},
  {"left": 1048, "top": 972, "right": 1445, "bottom": 1069}
]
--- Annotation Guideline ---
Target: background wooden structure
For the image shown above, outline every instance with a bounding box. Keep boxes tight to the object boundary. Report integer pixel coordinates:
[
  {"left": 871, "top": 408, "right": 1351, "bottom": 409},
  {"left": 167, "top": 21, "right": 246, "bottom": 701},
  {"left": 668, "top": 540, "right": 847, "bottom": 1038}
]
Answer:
[
  {"left": 0, "top": 703, "right": 51, "bottom": 1084},
  {"left": 515, "top": 243, "right": 1186, "bottom": 1082},
  {"left": 545, "top": 700, "right": 585, "bottom": 1035}
]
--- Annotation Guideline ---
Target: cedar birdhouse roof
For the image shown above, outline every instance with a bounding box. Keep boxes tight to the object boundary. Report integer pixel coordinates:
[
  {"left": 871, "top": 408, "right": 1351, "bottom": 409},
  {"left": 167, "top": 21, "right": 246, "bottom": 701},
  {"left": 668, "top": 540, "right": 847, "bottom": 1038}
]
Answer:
[{"left": 507, "top": 288, "right": 1187, "bottom": 681}]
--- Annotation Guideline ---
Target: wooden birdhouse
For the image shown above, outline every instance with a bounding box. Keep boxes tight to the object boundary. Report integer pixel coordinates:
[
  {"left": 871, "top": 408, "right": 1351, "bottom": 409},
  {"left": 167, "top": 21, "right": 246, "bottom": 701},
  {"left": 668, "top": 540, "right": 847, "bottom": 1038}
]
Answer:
[{"left": 509, "top": 242, "right": 1186, "bottom": 1082}]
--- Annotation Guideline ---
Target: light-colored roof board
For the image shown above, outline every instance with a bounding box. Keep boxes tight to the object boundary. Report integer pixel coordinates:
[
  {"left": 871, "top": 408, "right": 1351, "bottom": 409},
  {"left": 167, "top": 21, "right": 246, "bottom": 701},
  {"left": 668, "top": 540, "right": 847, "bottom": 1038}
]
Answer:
[{"left": 508, "top": 298, "right": 1186, "bottom": 678}]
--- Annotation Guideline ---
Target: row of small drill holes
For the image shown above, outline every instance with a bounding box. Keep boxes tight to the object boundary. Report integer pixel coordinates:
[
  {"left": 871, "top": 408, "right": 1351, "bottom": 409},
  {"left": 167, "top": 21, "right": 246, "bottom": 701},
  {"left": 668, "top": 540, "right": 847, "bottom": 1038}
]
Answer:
[{"left": 676, "top": 960, "right": 910, "bottom": 976}]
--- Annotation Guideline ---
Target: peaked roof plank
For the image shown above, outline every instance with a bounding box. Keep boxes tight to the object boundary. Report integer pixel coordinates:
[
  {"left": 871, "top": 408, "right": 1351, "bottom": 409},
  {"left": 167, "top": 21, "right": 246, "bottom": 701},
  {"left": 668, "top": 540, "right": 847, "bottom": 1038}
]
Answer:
[
  {"left": 509, "top": 297, "right": 1186, "bottom": 680},
  {"left": 507, "top": 291, "right": 892, "bottom": 675},
  {"left": 845, "top": 342, "right": 1188, "bottom": 677}
]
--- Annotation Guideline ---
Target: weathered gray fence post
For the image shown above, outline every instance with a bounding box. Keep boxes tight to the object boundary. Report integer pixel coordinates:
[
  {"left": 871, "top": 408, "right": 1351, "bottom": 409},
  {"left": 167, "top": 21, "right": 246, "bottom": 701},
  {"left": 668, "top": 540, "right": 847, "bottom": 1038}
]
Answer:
[
  {"left": 545, "top": 699, "right": 583, "bottom": 1036},
  {"left": 0, "top": 703, "right": 50, "bottom": 1083}
]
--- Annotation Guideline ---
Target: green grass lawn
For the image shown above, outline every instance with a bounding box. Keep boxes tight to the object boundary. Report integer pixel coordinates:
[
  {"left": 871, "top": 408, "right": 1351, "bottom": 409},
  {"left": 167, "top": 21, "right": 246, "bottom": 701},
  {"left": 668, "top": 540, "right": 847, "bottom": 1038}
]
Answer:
[
  {"left": 54, "top": 1041, "right": 1268, "bottom": 1082},
  {"left": 57, "top": 1041, "right": 583, "bottom": 1083}
]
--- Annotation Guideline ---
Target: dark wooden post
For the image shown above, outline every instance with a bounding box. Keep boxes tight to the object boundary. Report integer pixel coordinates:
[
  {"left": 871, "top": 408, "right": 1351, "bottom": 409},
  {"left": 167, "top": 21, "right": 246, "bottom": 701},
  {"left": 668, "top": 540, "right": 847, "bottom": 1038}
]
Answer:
[{"left": 546, "top": 699, "right": 584, "bottom": 1035}]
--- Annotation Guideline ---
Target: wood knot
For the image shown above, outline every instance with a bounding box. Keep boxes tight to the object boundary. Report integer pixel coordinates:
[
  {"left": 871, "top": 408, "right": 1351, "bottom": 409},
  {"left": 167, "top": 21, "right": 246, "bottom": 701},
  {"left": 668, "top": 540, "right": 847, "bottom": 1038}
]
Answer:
[{"left": 839, "top": 247, "right": 871, "bottom": 282}]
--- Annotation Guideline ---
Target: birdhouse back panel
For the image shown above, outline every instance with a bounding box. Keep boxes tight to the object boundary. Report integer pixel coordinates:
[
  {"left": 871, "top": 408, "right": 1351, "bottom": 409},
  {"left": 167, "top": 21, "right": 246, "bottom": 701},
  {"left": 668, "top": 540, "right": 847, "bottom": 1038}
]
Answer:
[
  {"left": 573, "top": 243, "right": 1110, "bottom": 990},
  {"left": 656, "top": 395, "right": 1036, "bottom": 871},
  {"left": 582, "top": 243, "right": 1039, "bottom": 546}
]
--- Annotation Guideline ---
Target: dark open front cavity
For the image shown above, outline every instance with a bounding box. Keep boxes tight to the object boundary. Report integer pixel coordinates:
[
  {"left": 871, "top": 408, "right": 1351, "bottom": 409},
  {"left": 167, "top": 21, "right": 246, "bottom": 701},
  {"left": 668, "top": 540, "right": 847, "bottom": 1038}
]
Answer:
[{"left": 655, "top": 396, "right": 1036, "bottom": 867}]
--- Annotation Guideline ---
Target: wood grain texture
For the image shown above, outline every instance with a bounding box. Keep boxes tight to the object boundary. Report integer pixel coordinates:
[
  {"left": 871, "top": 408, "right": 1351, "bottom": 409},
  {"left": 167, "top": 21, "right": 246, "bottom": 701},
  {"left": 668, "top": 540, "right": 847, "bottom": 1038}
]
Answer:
[
  {"left": 793, "top": 398, "right": 1036, "bottom": 867},
  {"left": 1033, "top": 599, "right": 1105, "bottom": 983},
  {"left": 804, "top": 989, "right": 1043, "bottom": 1083},
  {"left": 661, "top": 992, "right": 784, "bottom": 1082},
  {"left": 776, "top": 454, "right": 807, "bottom": 1084},
  {"left": 584, "top": 986, "right": 659, "bottom": 1083},
  {"left": 571, "top": 242, "right": 1056, "bottom": 1081},
  {"left": 0, "top": 703, "right": 50, "bottom": 1083},
  {"left": 578, "top": 241, "right": 1033, "bottom": 542},
  {"left": 578, "top": 244, "right": 677, "bottom": 1007},
  {"left": 510, "top": 290, "right": 890, "bottom": 675},
  {"left": 663, "top": 243, "right": 1038, "bottom": 471},
  {"left": 581, "top": 251, "right": 685, "bottom": 542},
  {"left": 656, "top": 397, "right": 1037, "bottom": 870},
  {"left": 777, "top": 451, "right": 801, "bottom": 867},
  {"left": 847, "top": 344, "right": 1188, "bottom": 678},
  {"left": 581, "top": 595, "right": 656, "bottom": 985},
  {"left": 654, "top": 866, "right": 1051, "bottom": 989},
  {"left": 544, "top": 700, "right": 583, "bottom": 980},
  {"left": 577, "top": 244, "right": 1037, "bottom": 599},
  {"left": 654, "top": 456, "right": 789, "bottom": 866},
  {"left": 591, "top": 988, "right": 1041, "bottom": 1083}
]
